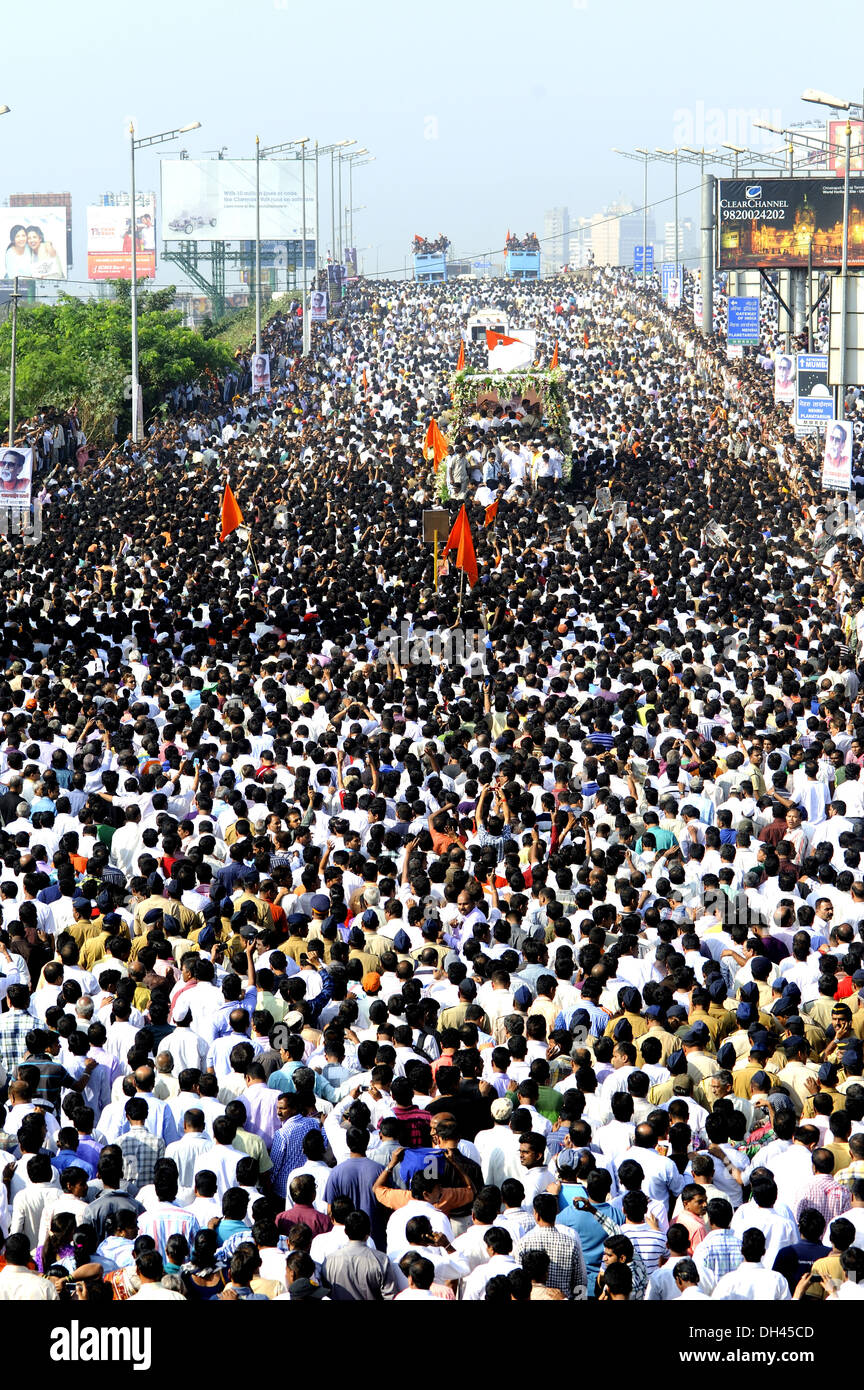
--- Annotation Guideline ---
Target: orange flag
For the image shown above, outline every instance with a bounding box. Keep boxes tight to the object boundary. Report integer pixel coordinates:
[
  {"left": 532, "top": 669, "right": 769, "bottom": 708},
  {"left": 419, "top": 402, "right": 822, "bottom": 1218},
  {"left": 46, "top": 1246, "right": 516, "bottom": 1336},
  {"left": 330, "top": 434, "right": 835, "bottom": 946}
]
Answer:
[
  {"left": 220, "top": 482, "right": 244, "bottom": 542},
  {"left": 443, "top": 503, "right": 478, "bottom": 588},
  {"left": 550, "top": 340, "right": 559, "bottom": 369},
  {"left": 362, "top": 368, "right": 368, "bottom": 394},
  {"left": 484, "top": 499, "right": 499, "bottom": 528},
  {"left": 423, "top": 419, "right": 449, "bottom": 468},
  {"left": 583, "top": 330, "right": 589, "bottom": 350},
  {"left": 457, "top": 339, "right": 465, "bottom": 371}
]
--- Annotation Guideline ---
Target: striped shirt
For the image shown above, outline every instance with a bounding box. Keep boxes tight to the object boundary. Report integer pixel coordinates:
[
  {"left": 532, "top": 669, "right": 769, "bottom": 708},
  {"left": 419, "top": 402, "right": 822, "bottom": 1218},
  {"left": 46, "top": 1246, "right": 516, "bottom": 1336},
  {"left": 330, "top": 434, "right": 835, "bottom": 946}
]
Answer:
[
  {"left": 622, "top": 1221, "right": 667, "bottom": 1275},
  {"left": 136, "top": 1201, "right": 201, "bottom": 1258}
]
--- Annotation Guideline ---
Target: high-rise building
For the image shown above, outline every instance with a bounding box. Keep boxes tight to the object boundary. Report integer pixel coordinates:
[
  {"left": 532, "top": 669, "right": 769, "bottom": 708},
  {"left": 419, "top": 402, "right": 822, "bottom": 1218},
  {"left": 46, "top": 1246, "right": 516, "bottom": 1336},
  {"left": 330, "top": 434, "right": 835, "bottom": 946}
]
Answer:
[
  {"left": 663, "top": 217, "right": 698, "bottom": 266},
  {"left": 590, "top": 203, "right": 656, "bottom": 267},
  {"left": 543, "top": 207, "right": 570, "bottom": 271}
]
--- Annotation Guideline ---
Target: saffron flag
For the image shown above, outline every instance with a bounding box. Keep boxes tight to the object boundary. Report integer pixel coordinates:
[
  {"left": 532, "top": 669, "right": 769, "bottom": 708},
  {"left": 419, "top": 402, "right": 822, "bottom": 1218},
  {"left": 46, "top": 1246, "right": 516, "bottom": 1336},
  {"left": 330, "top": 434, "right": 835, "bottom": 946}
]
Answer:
[
  {"left": 424, "top": 419, "right": 449, "bottom": 468},
  {"left": 457, "top": 339, "right": 465, "bottom": 371},
  {"left": 550, "top": 340, "right": 559, "bottom": 369},
  {"left": 583, "top": 330, "right": 589, "bottom": 350},
  {"left": 220, "top": 483, "right": 244, "bottom": 542},
  {"left": 443, "top": 503, "right": 478, "bottom": 588},
  {"left": 486, "top": 329, "right": 535, "bottom": 371},
  {"left": 484, "top": 499, "right": 499, "bottom": 528},
  {"left": 362, "top": 369, "right": 368, "bottom": 394}
]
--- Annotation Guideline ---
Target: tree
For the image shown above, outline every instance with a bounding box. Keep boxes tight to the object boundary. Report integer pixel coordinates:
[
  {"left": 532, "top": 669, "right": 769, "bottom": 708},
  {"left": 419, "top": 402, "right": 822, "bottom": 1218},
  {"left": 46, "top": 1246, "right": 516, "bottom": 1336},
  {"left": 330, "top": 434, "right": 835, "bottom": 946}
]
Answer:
[{"left": 0, "top": 283, "right": 234, "bottom": 444}]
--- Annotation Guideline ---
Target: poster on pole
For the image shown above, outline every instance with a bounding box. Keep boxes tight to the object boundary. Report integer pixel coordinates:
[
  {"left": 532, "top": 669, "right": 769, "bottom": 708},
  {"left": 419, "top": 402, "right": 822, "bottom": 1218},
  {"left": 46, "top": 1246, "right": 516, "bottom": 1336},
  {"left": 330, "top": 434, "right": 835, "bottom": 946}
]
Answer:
[
  {"left": 251, "top": 353, "right": 271, "bottom": 393},
  {"left": 795, "top": 353, "right": 833, "bottom": 431},
  {"left": 822, "top": 419, "right": 853, "bottom": 491},
  {"left": 773, "top": 352, "right": 795, "bottom": 403},
  {"left": 309, "top": 289, "right": 328, "bottom": 322},
  {"left": 0, "top": 446, "right": 33, "bottom": 508},
  {"left": 666, "top": 273, "right": 682, "bottom": 309}
]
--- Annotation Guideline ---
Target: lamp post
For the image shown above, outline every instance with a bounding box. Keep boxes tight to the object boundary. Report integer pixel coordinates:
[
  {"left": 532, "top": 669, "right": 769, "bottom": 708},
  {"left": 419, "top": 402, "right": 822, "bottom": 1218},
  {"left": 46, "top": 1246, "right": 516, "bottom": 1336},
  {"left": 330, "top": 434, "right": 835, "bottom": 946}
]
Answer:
[
  {"left": 130, "top": 119, "right": 201, "bottom": 442},
  {"left": 655, "top": 148, "right": 681, "bottom": 270},
  {"left": 255, "top": 135, "right": 261, "bottom": 355},
  {"left": 613, "top": 147, "right": 662, "bottom": 284},
  {"left": 261, "top": 138, "right": 311, "bottom": 344}
]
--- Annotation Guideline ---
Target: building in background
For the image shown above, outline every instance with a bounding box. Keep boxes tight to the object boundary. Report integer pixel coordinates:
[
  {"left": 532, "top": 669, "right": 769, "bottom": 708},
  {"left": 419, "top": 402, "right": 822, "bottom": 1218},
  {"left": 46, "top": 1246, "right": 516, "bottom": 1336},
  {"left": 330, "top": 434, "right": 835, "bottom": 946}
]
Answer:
[
  {"left": 9, "top": 192, "right": 73, "bottom": 269},
  {"left": 662, "top": 217, "right": 698, "bottom": 267},
  {"left": 543, "top": 207, "right": 570, "bottom": 272},
  {"left": 588, "top": 203, "right": 656, "bottom": 267}
]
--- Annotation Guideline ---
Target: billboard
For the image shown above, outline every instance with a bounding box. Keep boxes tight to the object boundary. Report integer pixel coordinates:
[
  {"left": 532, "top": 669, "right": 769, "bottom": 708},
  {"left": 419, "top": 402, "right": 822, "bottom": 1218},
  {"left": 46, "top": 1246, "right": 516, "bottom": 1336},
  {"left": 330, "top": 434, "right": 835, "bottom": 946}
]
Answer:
[
  {"left": 718, "top": 178, "right": 864, "bottom": 269},
  {"left": 86, "top": 196, "right": 156, "bottom": 280},
  {"left": 161, "top": 160, "right": 313, "bottom": 242},
  {"left": 0, "top": 210, "right": 67, "bottom": 281},
  {"left": 9, "top": 193, "right": 72, "bottom": 269},
  {"left": 827, "top": 119, "right": 864, "bottom": 178}
]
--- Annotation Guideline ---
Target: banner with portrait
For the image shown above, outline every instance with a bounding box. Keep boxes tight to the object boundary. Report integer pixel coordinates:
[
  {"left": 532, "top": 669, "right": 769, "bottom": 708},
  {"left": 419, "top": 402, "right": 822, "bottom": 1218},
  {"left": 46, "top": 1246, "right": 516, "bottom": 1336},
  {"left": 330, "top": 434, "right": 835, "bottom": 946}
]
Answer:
[
  {"left": 0, "top": 446, "right": 33, "bottom": 508},
  {"left": 822, "top": 419, "right": 853, "bottom": 491}
]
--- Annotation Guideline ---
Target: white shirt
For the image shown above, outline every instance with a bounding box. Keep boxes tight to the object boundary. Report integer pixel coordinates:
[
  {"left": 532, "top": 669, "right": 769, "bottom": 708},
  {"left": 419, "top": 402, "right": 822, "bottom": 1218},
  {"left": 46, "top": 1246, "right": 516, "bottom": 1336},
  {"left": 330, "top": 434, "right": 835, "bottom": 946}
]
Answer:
[{"left": 711, "top": 1263, "right": 791, "bottom": 1300}]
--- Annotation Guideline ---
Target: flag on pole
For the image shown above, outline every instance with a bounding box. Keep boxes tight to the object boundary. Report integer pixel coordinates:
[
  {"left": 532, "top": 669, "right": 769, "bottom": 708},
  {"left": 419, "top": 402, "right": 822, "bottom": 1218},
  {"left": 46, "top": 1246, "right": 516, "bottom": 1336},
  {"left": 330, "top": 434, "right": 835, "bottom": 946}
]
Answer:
[
  {"left": 362, "top": 368, "right": 368, "bottom": 395},
  {"left": 485, "top": 329, "right": 535, "bottom": 371},
  {"left": 583, "top": 330, "right": 589, "bottom": 350},
  {"left": 443, "top": 503, "right": 478, "bottom": 588},
  {"left": 220, "top": 483, "right": 244, "bottom": 542},
  {"left": 423, "top": 419, "right": 449, "bottom": 468},
  {"left": 550, "top": 340, "right": 559, "bottom": 369},
  {"left": 484, "top": 499, "right": 499, "bottom": 528},
  {"left": 457, "top": 339, "right": 465, "bottom": 371}
]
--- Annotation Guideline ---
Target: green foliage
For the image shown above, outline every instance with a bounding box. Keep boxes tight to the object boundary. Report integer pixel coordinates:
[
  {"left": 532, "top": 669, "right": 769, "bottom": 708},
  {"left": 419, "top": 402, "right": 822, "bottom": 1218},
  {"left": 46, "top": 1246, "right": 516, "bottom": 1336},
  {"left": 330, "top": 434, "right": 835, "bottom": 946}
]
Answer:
[
  {"left": 449, "top": 366, "right": 573, "bottom": 459},
  {"left": 0, "top": 283, "right": 234, "bottom": 445}
]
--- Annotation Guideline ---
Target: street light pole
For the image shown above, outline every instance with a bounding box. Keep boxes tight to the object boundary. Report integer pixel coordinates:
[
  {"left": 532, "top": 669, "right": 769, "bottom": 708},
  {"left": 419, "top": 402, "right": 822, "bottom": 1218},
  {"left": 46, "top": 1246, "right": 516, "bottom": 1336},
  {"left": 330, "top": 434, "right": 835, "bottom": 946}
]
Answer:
[
  {"left": 255, "top": 134, "right": 261, "bottom": 356},
  {"left": 7, "top": 277, "right": 18, "bottom": 448},
  {"left": 330, "top": 150, "right": 335, "bottom": 267},
  {"left": 839, "top": 117, "right": 852, "bottom": 420},
  {"left": 129, "top": 119, "right": 201, "bottom": 443},
  {"left": 130, "top": 123, "right": 139, "bottom": 442}
]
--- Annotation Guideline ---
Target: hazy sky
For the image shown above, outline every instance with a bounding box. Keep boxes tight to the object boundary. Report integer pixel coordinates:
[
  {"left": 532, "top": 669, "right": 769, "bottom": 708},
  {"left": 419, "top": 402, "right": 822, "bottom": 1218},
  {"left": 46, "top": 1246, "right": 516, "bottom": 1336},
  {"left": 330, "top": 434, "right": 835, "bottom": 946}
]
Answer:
[{"left": 2, "top": 0, "right": 864, "bottom": 289}]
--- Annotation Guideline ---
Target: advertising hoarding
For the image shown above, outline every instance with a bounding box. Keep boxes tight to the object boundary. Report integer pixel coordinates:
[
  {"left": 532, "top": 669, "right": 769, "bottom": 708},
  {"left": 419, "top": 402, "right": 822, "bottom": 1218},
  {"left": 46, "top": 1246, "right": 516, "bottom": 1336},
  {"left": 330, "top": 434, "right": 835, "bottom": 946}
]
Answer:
[
  {"left": 718, "top": 177, "right": 864, "bottom": 269},
  {"left": 0, "top": 211, "right": 67, "bottom": 281},
  {"left": 161, "top": 160, "right": 313, "bottom": 242},
  {"left": 827, "top": 119, "right": 864, "bottom": 177},
  {"left": 87, "top": 196, "right": 157, "bottom": 280}
]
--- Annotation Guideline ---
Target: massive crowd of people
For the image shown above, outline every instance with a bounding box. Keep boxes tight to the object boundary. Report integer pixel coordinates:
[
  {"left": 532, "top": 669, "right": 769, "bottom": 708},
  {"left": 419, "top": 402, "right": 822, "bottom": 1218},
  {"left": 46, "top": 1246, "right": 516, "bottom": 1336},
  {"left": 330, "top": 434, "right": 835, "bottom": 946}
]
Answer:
[{"left": 1, "top": 263, "right": 864, "bottom": 1306}]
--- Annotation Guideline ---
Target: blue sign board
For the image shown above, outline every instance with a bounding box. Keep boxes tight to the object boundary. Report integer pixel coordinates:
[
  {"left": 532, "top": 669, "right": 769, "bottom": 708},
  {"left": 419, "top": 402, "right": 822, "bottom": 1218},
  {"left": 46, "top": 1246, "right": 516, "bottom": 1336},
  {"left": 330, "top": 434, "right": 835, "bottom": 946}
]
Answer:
[
  {"left": 795, "top": 353, "right": 833, "bottom": 425},
  {"left": 634, "top": 245, "right": 654, "bottom": 273},
  {"left": 661, "top": 262, "right": 677, "bottom": 294},
  {"left": 728, "top": 296, "right": 760, "bottom": 345}
]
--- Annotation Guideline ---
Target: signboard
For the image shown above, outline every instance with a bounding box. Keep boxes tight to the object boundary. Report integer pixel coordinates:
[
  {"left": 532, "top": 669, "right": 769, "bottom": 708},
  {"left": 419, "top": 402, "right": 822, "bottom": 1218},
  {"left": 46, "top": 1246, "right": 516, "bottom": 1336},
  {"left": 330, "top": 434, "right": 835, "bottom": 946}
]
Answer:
[
  {"left": 795, "top": 353, "right": 833, "bottom": 428},
  {"left": 822, "top": 419, "right": 853, "bottom": 490},
  {"left": 161, "top": 159, "right": 314, "bottom": 242},
  {"left": 774, "top": 352, "right": 795, "bottom": 403},
  {"left": 827, "top": 119, "right": 864, "bottom": 178},
  {"left": 661, "top": 262, "right": 676, "bottom": 295},
  {"left": 422, "top": 509, "right": 450, "bottom": 543},
  {"left": 309, "top": 289, "right": 328, "bottom": 322},
  {"left": 251, "top": 352, "right": 271, "bottom": 393},
  {"left": 727, "top": 343, "right": 744, "bottom": 359},
  {"left": 728, "top": 296, "right": 760, "bottom": 345},
  {"left": 0, "top": 210, "right": 67, "bottom": 281},
  {"left": 718, "top": 177, "right": 864, "bottom": 269},
  {"left": 86, "top": 196, "right": 156, "bottom": 280},
  {"left": 634, "top": 244, "right": 654, "bottom": 273}
]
